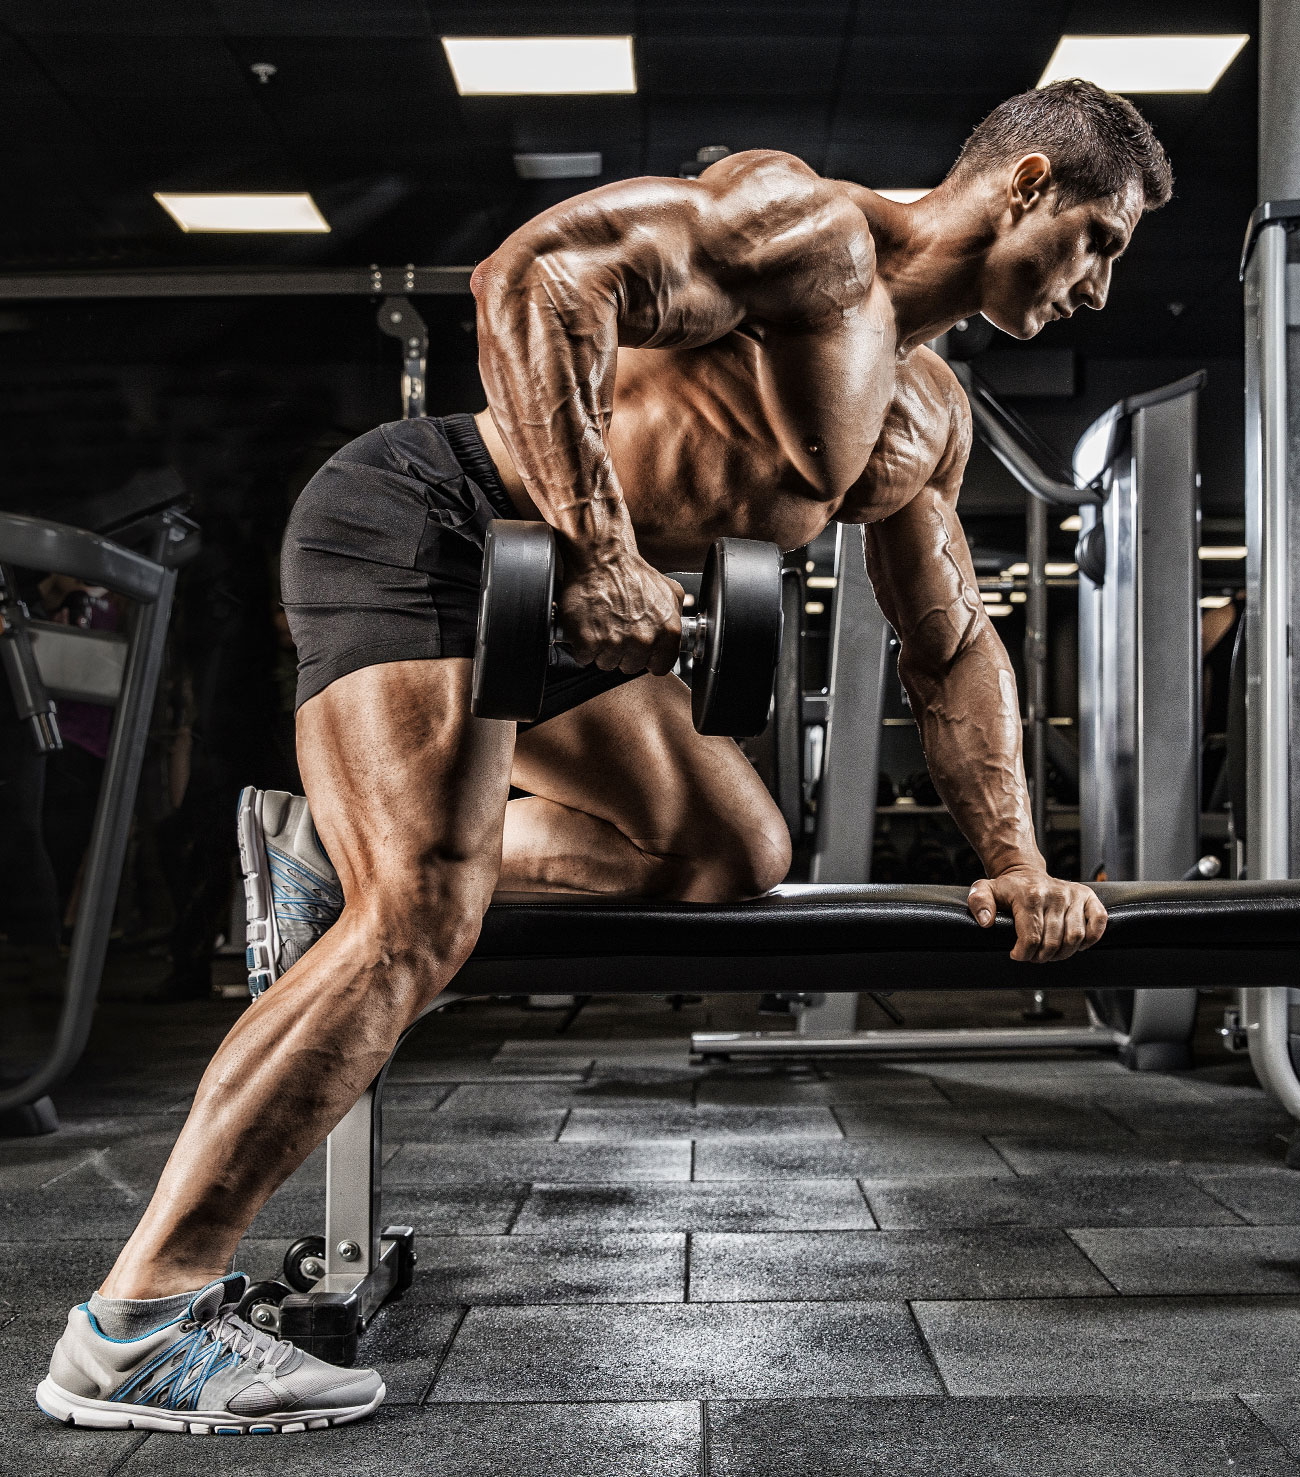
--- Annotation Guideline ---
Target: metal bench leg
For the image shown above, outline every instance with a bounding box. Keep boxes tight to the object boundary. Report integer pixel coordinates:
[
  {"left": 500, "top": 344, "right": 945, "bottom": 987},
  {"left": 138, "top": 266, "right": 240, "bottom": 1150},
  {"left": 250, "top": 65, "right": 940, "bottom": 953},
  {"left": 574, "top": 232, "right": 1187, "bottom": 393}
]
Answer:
[
  {"left": 278, "top": 1055, "right": 414, "bottom": 1366},
  {"left": 277, "top": 993, "right": 464, "bottom": 1363}
]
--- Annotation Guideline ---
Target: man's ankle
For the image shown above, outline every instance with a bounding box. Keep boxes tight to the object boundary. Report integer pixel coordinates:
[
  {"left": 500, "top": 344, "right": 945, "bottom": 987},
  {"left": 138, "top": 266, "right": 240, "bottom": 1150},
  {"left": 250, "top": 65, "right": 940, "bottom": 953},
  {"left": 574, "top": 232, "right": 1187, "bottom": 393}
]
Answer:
[{"left": 98, "top": 1267, "right": 226, "bottom": 1302}]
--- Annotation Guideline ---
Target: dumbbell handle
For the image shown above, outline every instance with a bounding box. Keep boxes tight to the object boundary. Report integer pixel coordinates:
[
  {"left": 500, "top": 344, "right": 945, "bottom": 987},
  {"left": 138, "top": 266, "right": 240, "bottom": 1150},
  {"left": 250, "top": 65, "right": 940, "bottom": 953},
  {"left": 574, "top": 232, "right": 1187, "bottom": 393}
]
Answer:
[{"left": 553, "top": 611, "right": 708, "bottom": 663}]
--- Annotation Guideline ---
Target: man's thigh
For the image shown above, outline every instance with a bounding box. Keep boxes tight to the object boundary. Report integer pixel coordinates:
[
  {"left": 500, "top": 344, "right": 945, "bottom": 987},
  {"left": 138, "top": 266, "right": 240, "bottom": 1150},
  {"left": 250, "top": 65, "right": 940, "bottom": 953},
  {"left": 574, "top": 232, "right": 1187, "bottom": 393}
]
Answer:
[
  {"left": 510, "top": 672, "right": 783, "bottom": 856},
  {"left": 295, "top": 657, "right": 514, "bottom": 901}
]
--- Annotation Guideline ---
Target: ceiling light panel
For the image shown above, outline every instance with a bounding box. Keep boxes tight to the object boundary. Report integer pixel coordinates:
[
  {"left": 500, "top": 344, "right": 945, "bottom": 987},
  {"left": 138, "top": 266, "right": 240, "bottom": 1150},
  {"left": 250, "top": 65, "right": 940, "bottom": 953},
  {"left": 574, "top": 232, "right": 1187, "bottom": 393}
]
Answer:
[
  {"left": 442, "top": 36, "right": 636, "bottom": 95},
  {"left": 874, "top": 189, "right": 930, "bottom": 203},
  {"left": 1037, "top": 34, "right": 1248, "bottom": 93},
  {"left": 154, "top": 193, "right": 329, "bottom": 233}
]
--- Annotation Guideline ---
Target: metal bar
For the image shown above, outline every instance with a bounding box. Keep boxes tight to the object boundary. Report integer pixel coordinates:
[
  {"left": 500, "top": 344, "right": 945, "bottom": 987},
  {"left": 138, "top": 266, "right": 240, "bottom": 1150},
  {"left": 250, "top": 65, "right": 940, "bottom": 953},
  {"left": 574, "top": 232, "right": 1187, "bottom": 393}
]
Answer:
[
  {"left": 1242, "top": 987, "right": 1300, "bottom": 1119},
  {"left": 773, "top": 565, "right": 805, "bottom": 840},
  {"left": 0, "top": 265, "right": 474, "bottom": 300},
  {"left": 954, "top": 363, "right": 1099, "bottom": 507},
  {"left": 1025, "top": 493, "right": 1049, "bottom": 841},
  {"left": 0, "top": 511, "right": 164, "bottom": 603},
  {"left": 376, "top": 296, "right": 429, "bottom": 420},
  {"left": 1245, "top": 219, "right": 1291, "bottom": 882},
  {"left": 1243, "top": 211, "right": 1300, "bottom": 1117},
  {"left": 809, "top": 524, "right": 891, "bottom": 884},
  {"left": 326, "top": 1078, "right": 382, "bottom": 1279},
  {"left": 692, "top": 1025, "right": 1121, "bottom": 1056}
]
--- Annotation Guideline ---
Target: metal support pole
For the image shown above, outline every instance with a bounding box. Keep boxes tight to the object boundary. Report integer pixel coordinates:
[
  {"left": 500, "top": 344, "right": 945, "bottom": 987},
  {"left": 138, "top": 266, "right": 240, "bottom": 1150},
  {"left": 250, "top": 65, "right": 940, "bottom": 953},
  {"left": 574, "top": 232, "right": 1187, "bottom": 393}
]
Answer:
[
  {"left": 809, "top": 524, "right": 891, "bottom": 884},
  {"left": 1024, "top": 493, "right": 1049, "bottom": 843},
  {"left": 325, "top": 1078, "right": 383, "bottom": 1281},
  {"left": 1245, "top": 221, "right": 1292, "bottom": 882},
  {"left": 1241, "top": 205, "right": 1300, "bottom": 1125}
]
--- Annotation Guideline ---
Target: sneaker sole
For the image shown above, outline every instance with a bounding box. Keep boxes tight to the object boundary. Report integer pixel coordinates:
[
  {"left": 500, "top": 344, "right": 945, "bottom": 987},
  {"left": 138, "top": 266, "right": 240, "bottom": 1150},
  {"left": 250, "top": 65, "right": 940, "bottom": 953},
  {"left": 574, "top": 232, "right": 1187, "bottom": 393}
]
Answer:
[
  {"left": 237, "top": 785, "right": 280, "bottom": 999},
  {"left": 36, "top": 1376, "right": 385, "bottom": 1434}
]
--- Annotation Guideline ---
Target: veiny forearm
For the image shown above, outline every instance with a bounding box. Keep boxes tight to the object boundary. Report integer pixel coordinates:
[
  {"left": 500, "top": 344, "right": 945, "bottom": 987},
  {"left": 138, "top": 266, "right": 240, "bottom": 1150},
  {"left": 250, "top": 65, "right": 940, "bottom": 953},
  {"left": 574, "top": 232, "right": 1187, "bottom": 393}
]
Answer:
[
  {"left": 475, "top": 255, "right": 635, "bottom": 563},
  {"left": 901, "top": 629, "right": 1043, "bottom": 877}
]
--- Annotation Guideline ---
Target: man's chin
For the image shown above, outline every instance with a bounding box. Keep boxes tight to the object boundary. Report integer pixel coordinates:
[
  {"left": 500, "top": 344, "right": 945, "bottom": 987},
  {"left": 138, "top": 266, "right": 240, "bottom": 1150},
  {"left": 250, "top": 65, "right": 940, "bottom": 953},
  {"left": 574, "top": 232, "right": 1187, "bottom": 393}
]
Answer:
[
  {"left": 981, "top": 306, "right": 1039, "bottom": 341},
  {"left": 990, "top": 315, "right": 1037, "bottom": 341}
]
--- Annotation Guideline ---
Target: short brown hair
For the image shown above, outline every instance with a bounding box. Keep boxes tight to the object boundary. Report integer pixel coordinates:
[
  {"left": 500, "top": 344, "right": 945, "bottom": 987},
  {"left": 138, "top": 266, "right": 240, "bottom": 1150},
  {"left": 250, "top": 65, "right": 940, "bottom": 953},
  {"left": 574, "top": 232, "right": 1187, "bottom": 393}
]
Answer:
[{"left": 949, "top": 79, "right": 1173, "bottom": 211}]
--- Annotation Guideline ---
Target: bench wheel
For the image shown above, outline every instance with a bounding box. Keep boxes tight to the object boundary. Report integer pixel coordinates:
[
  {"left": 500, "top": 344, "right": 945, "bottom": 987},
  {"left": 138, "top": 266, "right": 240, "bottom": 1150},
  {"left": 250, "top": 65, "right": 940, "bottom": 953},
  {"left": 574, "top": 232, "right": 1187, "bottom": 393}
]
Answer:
[
  {"left": 282, "top": 1234, "right": 327, "bottom": 1292},
  {"left": 237, "top": 1278, "right": 292, "bottom": 1335}
]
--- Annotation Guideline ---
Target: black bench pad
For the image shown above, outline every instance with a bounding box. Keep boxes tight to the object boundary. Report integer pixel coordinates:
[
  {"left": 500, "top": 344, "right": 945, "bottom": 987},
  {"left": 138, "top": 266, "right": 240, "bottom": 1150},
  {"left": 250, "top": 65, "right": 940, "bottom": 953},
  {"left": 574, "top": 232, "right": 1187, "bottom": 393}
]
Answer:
[{"left": 458, "top": 881, "right": 1300, "bottom": 994}]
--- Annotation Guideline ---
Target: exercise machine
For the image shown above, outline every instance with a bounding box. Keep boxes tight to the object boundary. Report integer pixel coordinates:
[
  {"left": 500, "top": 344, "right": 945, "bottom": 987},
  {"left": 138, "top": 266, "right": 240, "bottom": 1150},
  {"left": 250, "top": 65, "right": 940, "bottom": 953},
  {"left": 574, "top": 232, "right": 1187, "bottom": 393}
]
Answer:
[
  {"left": 1075, "top": 373, "right": 1207, "bottom": 1069},
  {"left": 691, "top": 365, "right": 1209, "bottom": 1062},
  {"left": 0, "top": 474, "right": 197, "bottom": 1135}
]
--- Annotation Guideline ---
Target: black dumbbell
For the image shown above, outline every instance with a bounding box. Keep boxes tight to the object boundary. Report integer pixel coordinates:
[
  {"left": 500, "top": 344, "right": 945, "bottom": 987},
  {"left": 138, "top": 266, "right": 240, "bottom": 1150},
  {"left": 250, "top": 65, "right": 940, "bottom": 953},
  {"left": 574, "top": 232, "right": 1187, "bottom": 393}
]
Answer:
[{"left": 471, "top": 520, "right": 783, "bottom": 736}]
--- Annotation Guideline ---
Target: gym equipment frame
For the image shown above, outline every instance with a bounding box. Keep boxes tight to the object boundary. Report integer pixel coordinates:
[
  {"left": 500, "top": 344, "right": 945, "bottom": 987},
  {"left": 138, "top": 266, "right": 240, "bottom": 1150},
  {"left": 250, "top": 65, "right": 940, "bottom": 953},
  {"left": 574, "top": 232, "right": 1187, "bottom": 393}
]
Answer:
[
  {"left": 1240, "top": 200, "right": 1300, "bottom": 1135},
  {"left": 0, "top": 478, "right": 197, "bottom": 1135},
  {"left": 0, "top": 265, "right": 473, "bottom": 422},
  {"left": 692, "top": 368, "right": 1208, "bottom": 1064}
]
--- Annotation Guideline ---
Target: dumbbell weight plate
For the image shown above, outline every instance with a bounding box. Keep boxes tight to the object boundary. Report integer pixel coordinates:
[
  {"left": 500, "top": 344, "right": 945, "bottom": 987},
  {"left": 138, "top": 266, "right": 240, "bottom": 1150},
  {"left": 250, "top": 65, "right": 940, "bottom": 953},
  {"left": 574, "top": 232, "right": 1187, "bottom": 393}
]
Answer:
[
  {"left": 692, "top": 538, "right": 784, "bottom": 737},
  {"left": 472, "top": 520, "right": 557, "bottom": 722}
]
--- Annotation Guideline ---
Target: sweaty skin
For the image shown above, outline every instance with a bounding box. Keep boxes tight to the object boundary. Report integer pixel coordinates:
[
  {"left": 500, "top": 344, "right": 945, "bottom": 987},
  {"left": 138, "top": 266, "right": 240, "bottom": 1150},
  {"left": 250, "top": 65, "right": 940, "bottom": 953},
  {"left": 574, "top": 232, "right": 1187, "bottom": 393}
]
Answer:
[
  {"left": 90, "top": 142, "right": 1139, "bottom": 1309},
  {"left": 472, "top": 148, "right": 1140, "bottom": 959}
]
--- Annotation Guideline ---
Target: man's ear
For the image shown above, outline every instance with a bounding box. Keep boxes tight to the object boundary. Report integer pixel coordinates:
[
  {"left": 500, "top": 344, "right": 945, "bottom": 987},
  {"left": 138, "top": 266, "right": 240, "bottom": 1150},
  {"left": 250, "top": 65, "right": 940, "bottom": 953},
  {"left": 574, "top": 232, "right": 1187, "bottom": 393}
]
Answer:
[{"left": 1008, "top": 153, "right": 1053, "bottom": 221}]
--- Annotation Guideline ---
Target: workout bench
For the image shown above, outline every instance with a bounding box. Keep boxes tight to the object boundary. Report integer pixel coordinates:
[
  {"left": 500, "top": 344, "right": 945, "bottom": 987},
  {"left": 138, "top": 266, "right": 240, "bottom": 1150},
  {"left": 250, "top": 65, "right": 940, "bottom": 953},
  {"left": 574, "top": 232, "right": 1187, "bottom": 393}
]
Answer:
[{"left": 247, "top": 879, "right": 1300, "bottom": 1364}]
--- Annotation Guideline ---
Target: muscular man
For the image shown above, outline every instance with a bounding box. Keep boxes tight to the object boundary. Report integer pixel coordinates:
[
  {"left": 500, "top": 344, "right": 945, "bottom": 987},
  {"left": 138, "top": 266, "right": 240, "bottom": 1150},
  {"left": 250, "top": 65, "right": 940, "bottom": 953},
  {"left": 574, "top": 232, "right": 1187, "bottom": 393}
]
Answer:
[{"left": 40, "top": 79, "right": 1171, "bottom": 1433}]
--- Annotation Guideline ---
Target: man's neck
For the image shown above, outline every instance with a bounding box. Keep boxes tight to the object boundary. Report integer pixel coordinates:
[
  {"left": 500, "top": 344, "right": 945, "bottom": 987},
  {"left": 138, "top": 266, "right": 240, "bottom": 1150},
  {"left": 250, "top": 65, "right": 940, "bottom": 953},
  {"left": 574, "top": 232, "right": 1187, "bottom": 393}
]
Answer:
[{"left": 844, "top": 177, "right": 1000, "bottom": 353}]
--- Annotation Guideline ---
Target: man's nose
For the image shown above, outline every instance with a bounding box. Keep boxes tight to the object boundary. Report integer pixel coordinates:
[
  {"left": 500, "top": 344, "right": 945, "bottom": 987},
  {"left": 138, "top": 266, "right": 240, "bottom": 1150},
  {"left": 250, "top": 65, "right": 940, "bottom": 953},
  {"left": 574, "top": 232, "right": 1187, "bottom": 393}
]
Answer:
[{"left": 1077, "top": 263, "right": 1111, "bottom": 311}]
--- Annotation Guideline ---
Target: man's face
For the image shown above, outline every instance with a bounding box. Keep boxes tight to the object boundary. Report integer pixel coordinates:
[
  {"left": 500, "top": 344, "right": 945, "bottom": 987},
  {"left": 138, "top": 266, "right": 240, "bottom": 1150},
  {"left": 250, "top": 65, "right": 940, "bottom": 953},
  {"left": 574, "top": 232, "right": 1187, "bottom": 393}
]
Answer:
[{"left": 980, "top": 168, "right": 1143, "bottom": 340}]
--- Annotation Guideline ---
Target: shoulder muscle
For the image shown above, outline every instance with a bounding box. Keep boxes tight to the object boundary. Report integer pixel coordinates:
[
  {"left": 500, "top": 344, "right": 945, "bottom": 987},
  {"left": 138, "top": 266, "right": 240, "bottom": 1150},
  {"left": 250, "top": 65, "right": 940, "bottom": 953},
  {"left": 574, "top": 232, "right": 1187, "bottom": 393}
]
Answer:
[{"left": 698, "top": 151, "right": 876, "bottom": 320}]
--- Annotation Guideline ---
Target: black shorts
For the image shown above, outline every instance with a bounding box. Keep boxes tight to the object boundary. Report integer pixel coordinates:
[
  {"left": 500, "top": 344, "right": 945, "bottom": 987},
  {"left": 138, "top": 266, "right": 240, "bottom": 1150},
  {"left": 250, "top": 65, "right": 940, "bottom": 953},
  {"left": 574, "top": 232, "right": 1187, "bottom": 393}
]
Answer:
[{"left": 281, "top": 413, "right": 641, "bottom": 722}]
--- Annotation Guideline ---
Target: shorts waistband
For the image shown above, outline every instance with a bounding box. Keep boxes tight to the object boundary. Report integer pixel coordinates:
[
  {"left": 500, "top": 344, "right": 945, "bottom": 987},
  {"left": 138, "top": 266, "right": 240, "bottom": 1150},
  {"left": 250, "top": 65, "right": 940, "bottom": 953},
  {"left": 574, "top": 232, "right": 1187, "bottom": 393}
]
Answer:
[{"left": 438, "top": 413, "right": 515, "bottom": 520}]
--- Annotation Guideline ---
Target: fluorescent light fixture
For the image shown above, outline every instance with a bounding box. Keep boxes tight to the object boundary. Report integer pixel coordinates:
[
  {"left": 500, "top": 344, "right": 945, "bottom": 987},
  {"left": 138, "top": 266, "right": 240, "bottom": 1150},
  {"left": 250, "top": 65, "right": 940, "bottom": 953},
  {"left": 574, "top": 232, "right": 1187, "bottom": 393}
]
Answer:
[
  {"left": 1060, "top": 514, "right": 1083, "bottom": 532},
  {"left": 1004, "top": 562, "right": 1030, "bottom": 577},
  {"left": 1010, "top": 591, "right": 1028, "bottom": 604},
  {"left": 1199, "top": 594, "right": 1233, "bottom": 609},
  {"left": 874, "top": 188, "right": 930, "bottom": 203},
  {"left": 514, "top": 152, "right": 602, "bottom": 180},
  {"left": 805, "top": 601, "right": 826, "bottom": 616},
  {"left": 980, "top": 590, "right": 1007, "bottom": 604},
  {"left": 1045, "top": 562, "right": 1078, "bottom": 577},
  {"left": 984, "top": 604, "right": 1014, "bottom": 617},
  {"left": 1199, "top": 545, "right": 1248, "bottom": 560},
  {"left": 1037, "top": 34, "right": 1248, "bottom": 93},
  {"left": 443, "top": 36, "right": 636, "bottom": 95},
  {"left": 806, "top": 575, "right": 837, "bottom": 590},
  {"left": 154, "top": 192, "right": 329, "bottom": 233}
]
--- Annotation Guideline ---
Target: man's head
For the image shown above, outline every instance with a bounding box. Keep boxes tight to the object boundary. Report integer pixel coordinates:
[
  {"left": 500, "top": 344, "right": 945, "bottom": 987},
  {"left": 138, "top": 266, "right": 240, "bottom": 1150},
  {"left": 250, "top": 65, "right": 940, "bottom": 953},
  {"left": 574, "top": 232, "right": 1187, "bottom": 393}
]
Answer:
[{"left": 947, "top": 80, "right": 1173, "bottom": 339}]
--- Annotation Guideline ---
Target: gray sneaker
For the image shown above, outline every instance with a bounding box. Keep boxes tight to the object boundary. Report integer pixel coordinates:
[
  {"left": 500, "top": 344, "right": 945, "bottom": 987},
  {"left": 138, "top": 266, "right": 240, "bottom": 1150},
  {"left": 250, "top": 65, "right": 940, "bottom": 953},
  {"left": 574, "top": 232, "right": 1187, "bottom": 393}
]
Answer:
[
  {"left": 238, "top": 787, "right": 343, "bottom": 998},
  {"left": 37, "top": 1275, "right": 384, "bottom": 1434}
]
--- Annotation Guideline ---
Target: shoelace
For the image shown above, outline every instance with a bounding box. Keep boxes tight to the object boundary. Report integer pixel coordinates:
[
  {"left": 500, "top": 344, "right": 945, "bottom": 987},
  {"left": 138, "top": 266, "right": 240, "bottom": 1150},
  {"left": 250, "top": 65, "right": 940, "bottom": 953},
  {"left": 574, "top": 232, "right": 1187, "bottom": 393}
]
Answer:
[{"left": 194, "top": 1307, "right": 297, "bottom": 1375}]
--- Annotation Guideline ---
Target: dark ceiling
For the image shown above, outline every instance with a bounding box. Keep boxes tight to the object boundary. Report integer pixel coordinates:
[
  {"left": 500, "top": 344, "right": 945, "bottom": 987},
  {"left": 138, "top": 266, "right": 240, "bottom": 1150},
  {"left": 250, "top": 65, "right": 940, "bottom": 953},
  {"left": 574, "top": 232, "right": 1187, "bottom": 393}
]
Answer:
[{"left": 0, "top": 0, "right": 1259, "bottom": 363}]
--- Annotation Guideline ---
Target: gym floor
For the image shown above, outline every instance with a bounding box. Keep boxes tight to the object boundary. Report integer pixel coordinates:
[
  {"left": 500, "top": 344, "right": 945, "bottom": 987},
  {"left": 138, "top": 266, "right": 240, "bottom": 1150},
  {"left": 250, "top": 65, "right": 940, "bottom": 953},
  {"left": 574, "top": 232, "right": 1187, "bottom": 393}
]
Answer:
[{"left": 8, "top": 978, "right": 1300, "bottom": 1476}]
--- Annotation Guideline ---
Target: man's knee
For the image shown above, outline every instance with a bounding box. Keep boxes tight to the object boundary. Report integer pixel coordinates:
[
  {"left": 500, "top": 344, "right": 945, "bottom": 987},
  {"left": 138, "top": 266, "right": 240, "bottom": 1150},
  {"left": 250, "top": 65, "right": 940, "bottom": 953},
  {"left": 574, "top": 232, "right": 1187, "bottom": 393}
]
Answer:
[
  {"left": 700, "top": 820, "right": 792, "bottom": 901},
  {"left": 649, "top": 813, "right": 792, "bottom": 903},
  {"left": 349, "top": 875, "right": 488, "bottom": 1007}
]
